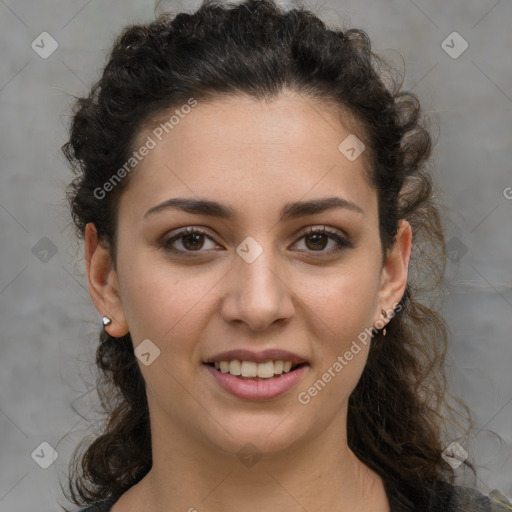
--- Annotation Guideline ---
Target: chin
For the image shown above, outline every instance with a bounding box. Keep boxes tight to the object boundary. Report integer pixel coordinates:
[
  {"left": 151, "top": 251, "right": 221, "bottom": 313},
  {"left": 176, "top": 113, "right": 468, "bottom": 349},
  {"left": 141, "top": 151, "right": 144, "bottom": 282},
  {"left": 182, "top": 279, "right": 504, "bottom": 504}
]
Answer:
[{"left": 202, "top": 417, "right": 308, "bottom": 459}]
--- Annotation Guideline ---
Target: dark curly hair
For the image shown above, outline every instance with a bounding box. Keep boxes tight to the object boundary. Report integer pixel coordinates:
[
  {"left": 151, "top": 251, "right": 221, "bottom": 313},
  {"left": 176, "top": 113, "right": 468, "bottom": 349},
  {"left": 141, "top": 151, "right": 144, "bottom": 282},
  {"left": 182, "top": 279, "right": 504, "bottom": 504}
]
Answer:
[{"left": 61, "top": 0, "right": 474, "bottom": 509}]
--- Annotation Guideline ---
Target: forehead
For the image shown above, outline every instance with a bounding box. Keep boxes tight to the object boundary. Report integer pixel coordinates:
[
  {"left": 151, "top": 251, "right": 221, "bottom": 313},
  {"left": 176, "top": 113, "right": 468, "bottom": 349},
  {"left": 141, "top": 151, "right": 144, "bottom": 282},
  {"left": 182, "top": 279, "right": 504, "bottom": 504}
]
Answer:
[{"left": 120, "top": 93, "right": 377, "bottom": 221}]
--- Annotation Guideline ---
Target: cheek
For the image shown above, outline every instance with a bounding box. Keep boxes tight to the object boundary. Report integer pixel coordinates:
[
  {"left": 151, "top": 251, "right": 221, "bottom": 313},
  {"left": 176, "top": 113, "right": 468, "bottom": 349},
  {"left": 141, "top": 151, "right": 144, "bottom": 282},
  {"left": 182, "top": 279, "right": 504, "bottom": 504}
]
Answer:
[
  {"left": 297, "top": 273, "right": 378, "bottom": 415},
  {"left": 116, "top": 249, "right": 216, "bottom": 350},
  {"left": 118, "top": 259, "right": 216, "bottom": 412},
  {"left": 297, "top": 259, "right": 380, "bottom": 404},
  {"left": 301, "top": 262, "right": 380, "bottom": 341}
]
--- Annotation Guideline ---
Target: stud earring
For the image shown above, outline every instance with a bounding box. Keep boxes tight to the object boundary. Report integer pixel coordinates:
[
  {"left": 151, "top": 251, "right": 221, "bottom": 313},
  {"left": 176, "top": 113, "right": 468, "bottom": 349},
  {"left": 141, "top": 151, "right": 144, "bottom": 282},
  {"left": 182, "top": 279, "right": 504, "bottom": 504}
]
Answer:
[
  {"left": 102, "top": 316, "right": 112, "bottom": 326},
  {"left": 381, "top": 309, "right": 387, "bottom": 336}
]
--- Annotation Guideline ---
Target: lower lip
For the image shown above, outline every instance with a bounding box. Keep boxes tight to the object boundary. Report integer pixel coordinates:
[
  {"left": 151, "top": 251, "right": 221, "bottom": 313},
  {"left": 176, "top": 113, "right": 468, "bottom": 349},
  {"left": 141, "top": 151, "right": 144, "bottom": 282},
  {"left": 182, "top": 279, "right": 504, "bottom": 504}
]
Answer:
[{"left": 204, "top": 364, "right": 309, "bottom": 400}]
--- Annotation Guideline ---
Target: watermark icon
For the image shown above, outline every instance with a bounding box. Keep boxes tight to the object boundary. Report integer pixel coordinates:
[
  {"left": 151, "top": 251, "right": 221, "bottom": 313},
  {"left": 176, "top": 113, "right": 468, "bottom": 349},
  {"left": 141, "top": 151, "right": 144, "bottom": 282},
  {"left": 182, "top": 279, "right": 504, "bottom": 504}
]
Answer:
[
  {"left": 504, "top": 187, "right": 512, "bottom": 200},
  {"left": 237, "top": 442, "right": 262, "bottom": 468},
  {"left": 31, "top": 442, "right": 58, "bottom": 469},
  {"left": 93, "top": 98, "right": 198, "bottom": 200},
  {"left": 31, "top": 32, "right": 59, "bottom": 59},
  {"left": 135, "top": 338, "right": 161, "bottom": 366},
  {"left": 441, "top": 31, "right": 468, "bottom": 59},
  {"left": 236, "top": 236, "right": 263, "bottom": 263},
  {"left": 338, "top": 134, "right": 365, "bottom": 161},
  {"left": 32, "top": 237, "right": 58, "bottom": 263},
  {"left": 442, "top": 441, "right": 468, "bottom": 469},
  {"left": 446, "top": 236, "right": 468, "bottom": 263},
  {"left": 297, "top": 302, "right": 402, "bottom": 405}
]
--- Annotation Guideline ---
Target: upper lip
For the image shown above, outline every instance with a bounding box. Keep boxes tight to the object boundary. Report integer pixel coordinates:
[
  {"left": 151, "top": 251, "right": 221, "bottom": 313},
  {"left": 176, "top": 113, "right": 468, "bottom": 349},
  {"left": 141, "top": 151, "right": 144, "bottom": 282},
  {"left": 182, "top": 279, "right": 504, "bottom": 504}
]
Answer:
[{"left": 204, "top": 349, "right": 309, "bottom": 365}]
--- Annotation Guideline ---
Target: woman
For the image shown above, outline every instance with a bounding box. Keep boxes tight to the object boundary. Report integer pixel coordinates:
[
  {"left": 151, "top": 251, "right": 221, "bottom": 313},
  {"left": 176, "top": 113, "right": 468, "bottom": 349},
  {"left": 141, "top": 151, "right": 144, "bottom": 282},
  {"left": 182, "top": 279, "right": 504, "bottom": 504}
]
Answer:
[{"left": 61, "top": 0, "right": 511, "bottom": 510}]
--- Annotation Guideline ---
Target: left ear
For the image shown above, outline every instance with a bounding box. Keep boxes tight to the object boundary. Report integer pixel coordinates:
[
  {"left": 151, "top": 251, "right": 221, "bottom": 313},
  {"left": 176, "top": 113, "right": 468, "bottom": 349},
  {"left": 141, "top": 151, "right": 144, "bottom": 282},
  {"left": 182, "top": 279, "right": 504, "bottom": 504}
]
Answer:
[{"left": 375, "top": 219, "right": 412, "bottom": 323}]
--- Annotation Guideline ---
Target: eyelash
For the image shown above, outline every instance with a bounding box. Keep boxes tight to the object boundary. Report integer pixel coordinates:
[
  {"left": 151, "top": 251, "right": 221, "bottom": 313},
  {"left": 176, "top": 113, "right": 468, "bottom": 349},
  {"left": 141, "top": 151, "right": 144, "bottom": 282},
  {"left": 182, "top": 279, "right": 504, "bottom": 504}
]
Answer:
[{"left": 161, "top": 226, "right": 353, "bottom": 257}]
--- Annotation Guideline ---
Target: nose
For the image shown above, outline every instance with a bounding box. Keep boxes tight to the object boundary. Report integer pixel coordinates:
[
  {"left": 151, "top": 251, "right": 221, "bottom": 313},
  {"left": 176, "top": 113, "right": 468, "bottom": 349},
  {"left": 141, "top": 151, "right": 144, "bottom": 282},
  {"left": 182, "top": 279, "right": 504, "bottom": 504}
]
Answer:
[{"left": 220, "top": 245, "right": 295, "bottom": 331}]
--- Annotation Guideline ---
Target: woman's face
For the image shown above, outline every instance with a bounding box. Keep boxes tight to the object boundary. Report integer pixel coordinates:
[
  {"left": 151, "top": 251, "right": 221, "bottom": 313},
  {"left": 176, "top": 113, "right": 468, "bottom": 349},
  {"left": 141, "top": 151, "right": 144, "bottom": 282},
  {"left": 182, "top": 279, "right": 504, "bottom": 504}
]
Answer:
[{"left": 87, "top": 92, "right": 410, "bottom": 460}]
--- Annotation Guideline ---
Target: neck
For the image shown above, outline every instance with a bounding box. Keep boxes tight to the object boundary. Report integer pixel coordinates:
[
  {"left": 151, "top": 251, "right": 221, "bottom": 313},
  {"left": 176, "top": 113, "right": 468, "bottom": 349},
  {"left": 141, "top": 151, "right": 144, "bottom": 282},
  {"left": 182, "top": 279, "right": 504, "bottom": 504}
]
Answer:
[{"left": 122, "top": 415, "right": 389, "bottom": 512}]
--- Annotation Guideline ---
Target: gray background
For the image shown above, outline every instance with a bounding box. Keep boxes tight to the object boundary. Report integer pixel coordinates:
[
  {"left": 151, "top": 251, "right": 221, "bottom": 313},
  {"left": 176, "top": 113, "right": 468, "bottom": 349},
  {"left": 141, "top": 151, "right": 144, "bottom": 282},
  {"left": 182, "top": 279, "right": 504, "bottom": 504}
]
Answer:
[{"left": 1, "top": 0, "right": 511, "bottom": 510}]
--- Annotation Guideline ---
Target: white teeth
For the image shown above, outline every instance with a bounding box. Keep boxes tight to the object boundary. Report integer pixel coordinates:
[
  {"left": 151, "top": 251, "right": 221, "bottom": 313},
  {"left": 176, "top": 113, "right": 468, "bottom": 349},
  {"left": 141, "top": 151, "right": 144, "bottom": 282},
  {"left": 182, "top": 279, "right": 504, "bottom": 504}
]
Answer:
[
  {"left": 241, "top": 361, "right": 258, "bottom": 377},
  {"left": 257, "top": 361, "right": 275, "bottom": 379},
  {"left": 274, "top": 360, "right": 284, "bottom": 374},
  {"left": 211, "top": 360, "right": 299, "bottom": 378},
  {"left": 229, "top": 360, "right": 241, "bottom": 375}
]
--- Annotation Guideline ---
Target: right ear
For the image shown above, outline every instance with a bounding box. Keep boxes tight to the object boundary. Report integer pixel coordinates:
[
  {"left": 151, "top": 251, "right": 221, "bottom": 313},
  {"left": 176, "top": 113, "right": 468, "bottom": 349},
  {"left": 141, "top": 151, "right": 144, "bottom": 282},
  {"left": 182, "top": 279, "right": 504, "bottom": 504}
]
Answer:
[{"left": 84, "top": 222, "right": 129, "bottom": 337}]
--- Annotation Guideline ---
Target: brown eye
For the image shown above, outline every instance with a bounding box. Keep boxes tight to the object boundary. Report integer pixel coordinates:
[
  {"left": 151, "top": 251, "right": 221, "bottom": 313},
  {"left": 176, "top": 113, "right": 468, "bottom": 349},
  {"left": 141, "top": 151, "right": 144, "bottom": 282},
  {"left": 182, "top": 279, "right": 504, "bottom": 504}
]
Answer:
[
  {"left": 294, "top": 227, "right": 353, "bottom": 254},
  {"left": 161, "top": 226, "right": 352, "bottom": 257},
  {"left": 181, "top": 232, "right": 206, "bottom": 251},
  {"left": 162, "top": 227, "right": 218, "bottom": 253},
  {"left": 304, "top": 232, "right": 329, "bottom": 251}
]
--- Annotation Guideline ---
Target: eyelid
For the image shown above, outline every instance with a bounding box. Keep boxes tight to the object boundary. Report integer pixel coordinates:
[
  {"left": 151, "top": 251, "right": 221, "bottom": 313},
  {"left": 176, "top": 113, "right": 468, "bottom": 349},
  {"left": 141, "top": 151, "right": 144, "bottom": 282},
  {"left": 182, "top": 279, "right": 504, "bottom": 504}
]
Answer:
[
  {"left": 294, "top": 226, "right": 353, "bottom": 253},
  {"left": 162, "top": 226, "right": 220, "bottom": 252},
  {"left": 161, "top": 225, "right": 353, "bottom": 255}
]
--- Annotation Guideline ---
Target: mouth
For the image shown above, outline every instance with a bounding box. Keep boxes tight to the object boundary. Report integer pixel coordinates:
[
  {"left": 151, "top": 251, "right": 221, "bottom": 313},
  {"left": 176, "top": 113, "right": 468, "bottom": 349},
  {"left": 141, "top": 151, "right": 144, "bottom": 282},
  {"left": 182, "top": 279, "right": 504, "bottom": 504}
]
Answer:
[
  {"left": 202, "top": 360, "right": 310, "bottom": 400},
  {"left": 203, "top": 361, "right": 309, "bottom": 380}
]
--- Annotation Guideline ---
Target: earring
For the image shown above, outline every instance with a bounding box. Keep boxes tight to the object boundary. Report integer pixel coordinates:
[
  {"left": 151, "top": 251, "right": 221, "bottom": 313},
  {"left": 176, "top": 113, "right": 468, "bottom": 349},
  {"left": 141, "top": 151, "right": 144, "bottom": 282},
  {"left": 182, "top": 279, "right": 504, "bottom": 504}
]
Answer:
[
  {"left": 381, "top": 309, "right": 387, "bottom": 336},
  {"left": 102, "top": 316, "right": 112, "bottom": 326}
]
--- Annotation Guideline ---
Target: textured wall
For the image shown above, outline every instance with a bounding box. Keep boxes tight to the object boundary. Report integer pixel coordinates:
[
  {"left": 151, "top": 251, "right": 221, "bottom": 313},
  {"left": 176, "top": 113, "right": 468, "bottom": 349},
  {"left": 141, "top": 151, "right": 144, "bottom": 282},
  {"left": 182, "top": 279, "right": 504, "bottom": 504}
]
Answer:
[{"left": 0, "top": 0, "right": 511, "bottom": 510}]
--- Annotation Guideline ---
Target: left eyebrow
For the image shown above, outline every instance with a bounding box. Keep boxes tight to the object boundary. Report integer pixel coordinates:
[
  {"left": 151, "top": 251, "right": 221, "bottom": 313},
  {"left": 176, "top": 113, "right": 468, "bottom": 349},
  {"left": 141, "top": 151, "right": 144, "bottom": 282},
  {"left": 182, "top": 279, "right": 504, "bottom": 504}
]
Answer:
[{"left": 143, "top": 196, "right": 365, "bottom": 220}]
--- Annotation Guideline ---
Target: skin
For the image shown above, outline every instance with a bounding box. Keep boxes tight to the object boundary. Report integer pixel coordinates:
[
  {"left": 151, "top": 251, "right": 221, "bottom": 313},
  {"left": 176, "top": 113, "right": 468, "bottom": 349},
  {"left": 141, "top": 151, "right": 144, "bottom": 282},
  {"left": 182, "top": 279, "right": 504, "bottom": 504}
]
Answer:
[{"left": 85, "top": 92, "right": 412, "bottom": 512}]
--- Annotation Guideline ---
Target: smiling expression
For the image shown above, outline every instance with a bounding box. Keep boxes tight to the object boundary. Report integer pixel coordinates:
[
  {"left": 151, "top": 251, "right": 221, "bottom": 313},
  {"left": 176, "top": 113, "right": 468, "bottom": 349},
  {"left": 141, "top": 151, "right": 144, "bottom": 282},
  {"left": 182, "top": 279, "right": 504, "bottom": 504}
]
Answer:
[{"left": 90, "top": 91, "right": 409, "bottom": 458}]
